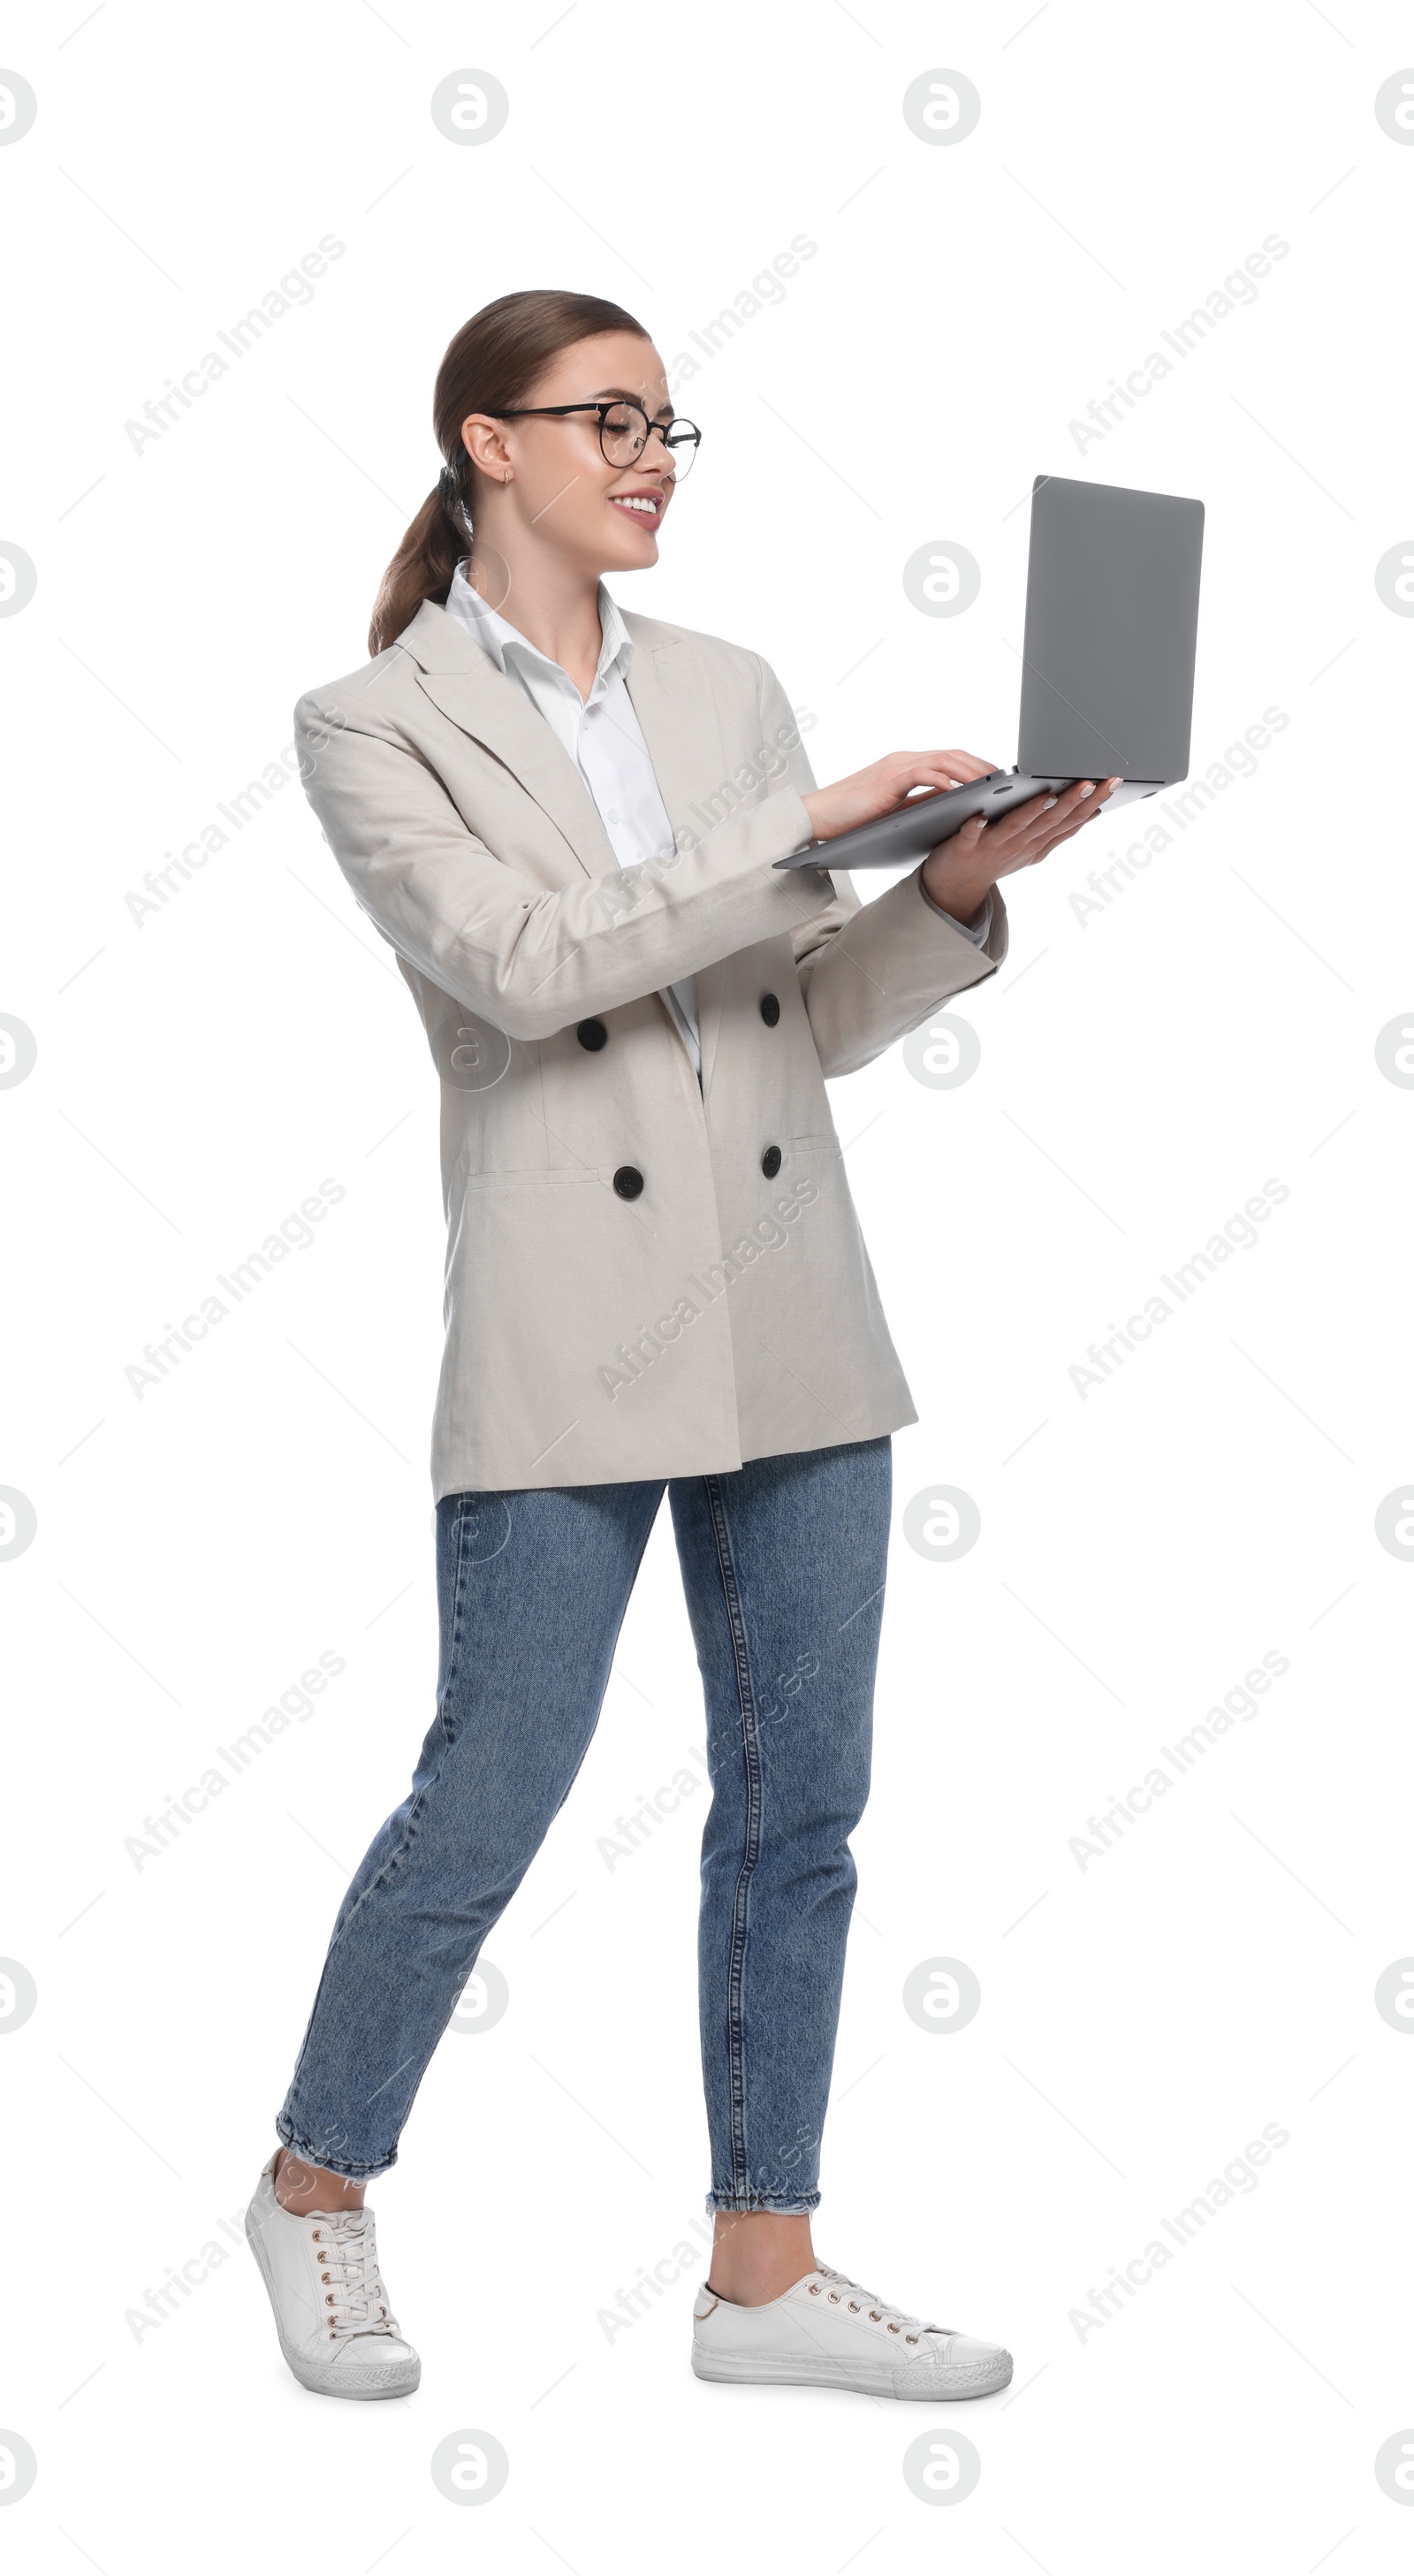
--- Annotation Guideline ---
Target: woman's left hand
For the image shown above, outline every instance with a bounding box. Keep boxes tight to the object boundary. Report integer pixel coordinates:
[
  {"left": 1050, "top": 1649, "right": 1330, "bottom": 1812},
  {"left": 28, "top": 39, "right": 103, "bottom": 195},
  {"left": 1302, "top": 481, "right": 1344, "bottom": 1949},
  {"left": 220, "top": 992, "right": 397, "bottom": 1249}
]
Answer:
[{"left": 920, "top": 774, "right": 1121, "bottom": 923}]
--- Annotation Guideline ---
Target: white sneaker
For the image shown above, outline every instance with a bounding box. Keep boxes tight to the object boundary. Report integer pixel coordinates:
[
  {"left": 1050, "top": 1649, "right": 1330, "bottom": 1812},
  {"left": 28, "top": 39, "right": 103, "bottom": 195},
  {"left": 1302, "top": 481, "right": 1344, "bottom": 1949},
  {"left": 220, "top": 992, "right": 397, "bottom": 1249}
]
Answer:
[
  {"left": 692, "top": 2260, "right": 1012, "bottom": 2400},
  {"left": 245, "top": 2153, "right": 421, "bottom": 2399}
]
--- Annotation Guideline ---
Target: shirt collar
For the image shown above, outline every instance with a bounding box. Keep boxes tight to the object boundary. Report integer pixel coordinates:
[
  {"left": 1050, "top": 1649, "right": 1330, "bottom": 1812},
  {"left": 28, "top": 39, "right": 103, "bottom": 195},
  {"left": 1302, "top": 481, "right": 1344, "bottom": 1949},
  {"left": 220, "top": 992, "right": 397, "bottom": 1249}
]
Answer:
[{"left": 444, "top": 563, "right": 632, "bottom": 691}]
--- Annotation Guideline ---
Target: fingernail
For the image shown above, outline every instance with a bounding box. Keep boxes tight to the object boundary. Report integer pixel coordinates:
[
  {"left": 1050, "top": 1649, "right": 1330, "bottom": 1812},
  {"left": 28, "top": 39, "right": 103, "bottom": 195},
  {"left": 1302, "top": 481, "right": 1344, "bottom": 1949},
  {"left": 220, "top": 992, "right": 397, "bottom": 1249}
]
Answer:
[
  {"left": 1078, "top": 783, "right": 1095, "bottom": 796},
  {"left": 1043, "top": 796, "right": 1058, "bottom": 809}
]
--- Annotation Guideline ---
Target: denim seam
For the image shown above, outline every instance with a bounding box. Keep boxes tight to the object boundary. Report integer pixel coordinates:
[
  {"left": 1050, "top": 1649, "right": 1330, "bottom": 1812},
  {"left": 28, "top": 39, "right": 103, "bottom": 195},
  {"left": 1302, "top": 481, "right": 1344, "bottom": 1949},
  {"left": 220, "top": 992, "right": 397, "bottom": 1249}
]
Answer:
[
  {"left": 302, "top": 1494, "right": 476, "bottom": 2010},
  {"left": 283, "top": 1495, "right": 482, "bottom": 2164},
  {"left": 544, "top": 1495, "right": 665, "bottom": 1825},
  {"left": 376, "top": 1492, "right": 474, "bottom": 1873},
  {"left": 701, "top": 1471, "right": 764, "bottom": 2206}
]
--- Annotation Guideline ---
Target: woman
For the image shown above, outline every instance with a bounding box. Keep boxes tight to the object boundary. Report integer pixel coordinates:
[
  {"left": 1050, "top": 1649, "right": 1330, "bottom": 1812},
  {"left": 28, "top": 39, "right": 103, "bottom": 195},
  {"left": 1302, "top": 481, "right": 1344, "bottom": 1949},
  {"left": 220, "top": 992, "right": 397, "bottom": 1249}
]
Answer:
[{"left": 246, "top": 288, "right": 1116, "bottom": 2404}]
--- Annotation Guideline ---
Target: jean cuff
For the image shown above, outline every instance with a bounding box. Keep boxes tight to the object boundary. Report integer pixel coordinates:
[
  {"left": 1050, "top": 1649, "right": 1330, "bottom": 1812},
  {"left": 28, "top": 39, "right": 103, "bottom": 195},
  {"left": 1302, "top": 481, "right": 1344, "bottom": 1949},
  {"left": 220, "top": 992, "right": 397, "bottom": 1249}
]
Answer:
[
  {"left": 275, "top": 2113, "right": 399, "bottom": 2184},
  {"left": 705, "top": 2190, "right": 820, "bottom": 2215}
]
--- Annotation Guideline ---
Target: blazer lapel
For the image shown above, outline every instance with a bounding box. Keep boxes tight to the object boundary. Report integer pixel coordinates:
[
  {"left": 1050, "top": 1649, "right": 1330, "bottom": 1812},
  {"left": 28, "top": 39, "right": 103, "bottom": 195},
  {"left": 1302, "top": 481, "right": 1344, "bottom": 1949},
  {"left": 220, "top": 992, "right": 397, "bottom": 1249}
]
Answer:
[
  {"left": 397, "top": 599, "right": 620, "bottom": 881},
  {"left": 396, "top": 598, "right": 735, "bottom": 1089},
  {"left": 621, "top": 616, "right": 731, "bottom": 1092}
]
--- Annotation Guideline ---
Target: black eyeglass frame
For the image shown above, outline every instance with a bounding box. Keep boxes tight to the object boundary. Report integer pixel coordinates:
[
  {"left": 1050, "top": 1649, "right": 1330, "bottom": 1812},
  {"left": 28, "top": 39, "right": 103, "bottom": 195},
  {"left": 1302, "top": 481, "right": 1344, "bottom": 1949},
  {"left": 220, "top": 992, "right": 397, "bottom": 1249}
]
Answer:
[{"left": 491, "top": 400, "right": 702, "bottom": 476}]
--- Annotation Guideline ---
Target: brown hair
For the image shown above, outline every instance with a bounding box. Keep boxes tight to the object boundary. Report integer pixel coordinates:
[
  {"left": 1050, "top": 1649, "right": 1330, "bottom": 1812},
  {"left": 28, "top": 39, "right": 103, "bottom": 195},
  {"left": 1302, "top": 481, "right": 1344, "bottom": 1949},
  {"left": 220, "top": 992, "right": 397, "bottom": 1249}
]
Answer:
[{"left": 368, "top": 288, "right": 649, "bottom": 655}]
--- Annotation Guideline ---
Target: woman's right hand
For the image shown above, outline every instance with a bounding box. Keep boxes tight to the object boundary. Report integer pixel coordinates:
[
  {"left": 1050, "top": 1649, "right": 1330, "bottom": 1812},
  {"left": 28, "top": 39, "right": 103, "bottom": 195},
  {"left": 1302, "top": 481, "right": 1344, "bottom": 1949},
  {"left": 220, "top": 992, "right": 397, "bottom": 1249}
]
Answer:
[{"left": 800, "top": 749, "right": 1000, "bottom": 844}]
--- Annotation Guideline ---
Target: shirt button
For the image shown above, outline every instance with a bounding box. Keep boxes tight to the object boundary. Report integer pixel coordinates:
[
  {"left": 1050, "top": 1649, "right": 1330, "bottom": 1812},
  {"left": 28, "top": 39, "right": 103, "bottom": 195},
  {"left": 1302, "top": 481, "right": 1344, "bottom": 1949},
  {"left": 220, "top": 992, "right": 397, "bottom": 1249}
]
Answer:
[
  {"left": 577, "top": 1018, "right": 608, "bottom": 1051},
  {"left": 761, "top": 1146, "right": 782, "bottom": 1178},
  {"left": 607, "top": 809, "right": 620, "bottom": 824},
  {"left": 759, "top": 993, "right": 780, "bottom": 1026},
  {"left": 613, "top": 1165, "right": 645, "bottom": 1200}
]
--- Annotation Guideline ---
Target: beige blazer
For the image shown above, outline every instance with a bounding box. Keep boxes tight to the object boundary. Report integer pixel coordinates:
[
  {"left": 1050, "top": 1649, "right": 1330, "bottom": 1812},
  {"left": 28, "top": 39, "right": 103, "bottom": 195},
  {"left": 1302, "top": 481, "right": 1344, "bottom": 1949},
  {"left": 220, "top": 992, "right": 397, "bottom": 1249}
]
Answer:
[{"left": 293, "top": 598, "right": 1009, "bottom": 1496}]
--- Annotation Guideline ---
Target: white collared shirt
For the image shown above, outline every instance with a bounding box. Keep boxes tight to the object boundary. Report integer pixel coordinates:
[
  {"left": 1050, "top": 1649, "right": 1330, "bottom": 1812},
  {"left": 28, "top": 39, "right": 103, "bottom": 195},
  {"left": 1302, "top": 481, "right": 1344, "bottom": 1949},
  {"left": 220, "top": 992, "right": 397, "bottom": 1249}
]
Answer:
[{"left": 443, "top": 566, "right": 992, "bottom": 1077}]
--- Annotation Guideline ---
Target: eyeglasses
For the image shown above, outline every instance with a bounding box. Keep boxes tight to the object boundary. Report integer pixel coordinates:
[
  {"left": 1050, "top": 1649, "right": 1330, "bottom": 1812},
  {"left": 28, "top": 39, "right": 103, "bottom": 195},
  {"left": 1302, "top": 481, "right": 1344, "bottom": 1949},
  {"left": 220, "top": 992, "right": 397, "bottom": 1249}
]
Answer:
[{"left": 493, "top": 399, "right": 702, "bottom": 481}]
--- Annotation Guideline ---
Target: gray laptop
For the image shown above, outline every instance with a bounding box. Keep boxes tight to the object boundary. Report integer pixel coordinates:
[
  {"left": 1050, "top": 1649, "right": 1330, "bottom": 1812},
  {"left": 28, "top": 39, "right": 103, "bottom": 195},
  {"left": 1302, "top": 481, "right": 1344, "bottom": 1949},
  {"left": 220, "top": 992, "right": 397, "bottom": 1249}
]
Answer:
[{"left": 775, "top": 473, "right": 1205, "bottom": 873}]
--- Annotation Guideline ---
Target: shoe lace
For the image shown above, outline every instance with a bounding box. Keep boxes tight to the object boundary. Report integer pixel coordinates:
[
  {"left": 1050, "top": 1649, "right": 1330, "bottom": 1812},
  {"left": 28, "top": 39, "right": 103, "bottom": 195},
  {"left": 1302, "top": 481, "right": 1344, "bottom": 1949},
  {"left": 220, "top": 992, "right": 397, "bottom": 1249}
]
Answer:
[
  {"left": 308, "top": 2208, "right": 401, "bottom": 2342},
  {"left": 815, "top": 2263, "right": 946, "bottom": 2342}
]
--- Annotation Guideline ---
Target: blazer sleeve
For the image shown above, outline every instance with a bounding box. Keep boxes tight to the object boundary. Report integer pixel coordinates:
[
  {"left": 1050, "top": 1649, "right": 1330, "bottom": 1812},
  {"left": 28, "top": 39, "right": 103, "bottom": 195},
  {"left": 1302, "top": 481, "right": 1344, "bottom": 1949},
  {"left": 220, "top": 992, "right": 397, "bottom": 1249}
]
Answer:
[
  {"left": 753, "top": 659, "right": 1011, "bottom": 1080},
  {"left": 293, "top": 682, "right": 834, "bottom": 1041}
]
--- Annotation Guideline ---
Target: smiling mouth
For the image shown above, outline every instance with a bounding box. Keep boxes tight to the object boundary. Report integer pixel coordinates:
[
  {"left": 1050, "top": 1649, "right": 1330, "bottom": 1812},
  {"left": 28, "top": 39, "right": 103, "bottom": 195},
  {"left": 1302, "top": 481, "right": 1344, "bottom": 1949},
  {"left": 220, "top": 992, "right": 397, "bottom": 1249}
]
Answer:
[{"left": 608, "top": 491, "right": 665, "bottom": 522}]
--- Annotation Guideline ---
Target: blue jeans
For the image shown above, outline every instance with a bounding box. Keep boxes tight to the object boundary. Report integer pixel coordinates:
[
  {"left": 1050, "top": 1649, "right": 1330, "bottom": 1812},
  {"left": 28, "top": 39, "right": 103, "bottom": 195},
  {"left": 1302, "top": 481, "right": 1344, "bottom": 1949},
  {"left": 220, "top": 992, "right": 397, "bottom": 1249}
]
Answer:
[{"left": 277, "top": 1437, "right": 891, "bottom": 2210}]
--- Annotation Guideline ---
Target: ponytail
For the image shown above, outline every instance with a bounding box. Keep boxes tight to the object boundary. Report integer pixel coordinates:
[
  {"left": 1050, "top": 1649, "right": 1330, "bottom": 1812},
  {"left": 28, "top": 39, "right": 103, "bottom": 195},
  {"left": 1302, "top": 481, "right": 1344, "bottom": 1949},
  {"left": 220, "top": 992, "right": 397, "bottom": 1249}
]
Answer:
[
  {"left": 368, "top": 288, "right": 648, "bottom": 658},
  {"left": 368, "top": 479, "right": 465, "bottom": 659}
]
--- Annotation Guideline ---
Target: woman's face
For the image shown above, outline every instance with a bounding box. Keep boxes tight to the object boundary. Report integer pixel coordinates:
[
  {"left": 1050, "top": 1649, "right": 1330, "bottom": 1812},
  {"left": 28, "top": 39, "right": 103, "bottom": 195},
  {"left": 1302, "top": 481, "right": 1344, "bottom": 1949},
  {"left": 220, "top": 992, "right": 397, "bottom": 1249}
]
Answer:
[{"left": 460, "top": 331, "right": 681, "bottom": 576}]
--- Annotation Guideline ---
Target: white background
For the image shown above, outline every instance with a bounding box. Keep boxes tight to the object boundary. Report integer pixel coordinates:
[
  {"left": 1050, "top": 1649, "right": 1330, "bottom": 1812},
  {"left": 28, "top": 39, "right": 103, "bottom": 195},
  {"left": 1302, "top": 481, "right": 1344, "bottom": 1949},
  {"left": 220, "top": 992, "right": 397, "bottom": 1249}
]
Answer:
[{"left": 4, "top": 0, "right": 1413, "bottom": 2565}]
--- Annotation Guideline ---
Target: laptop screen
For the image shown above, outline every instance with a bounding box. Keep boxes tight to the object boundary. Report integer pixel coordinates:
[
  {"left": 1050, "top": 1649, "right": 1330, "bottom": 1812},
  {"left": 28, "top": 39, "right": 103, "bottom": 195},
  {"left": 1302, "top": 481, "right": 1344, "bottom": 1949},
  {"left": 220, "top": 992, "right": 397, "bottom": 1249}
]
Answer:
[{"left": 1017, "top": 475, "right": 1204, "bottom": 783}]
